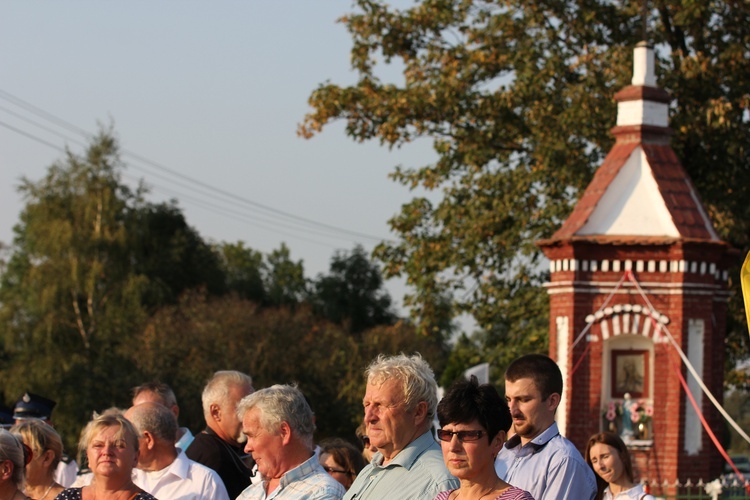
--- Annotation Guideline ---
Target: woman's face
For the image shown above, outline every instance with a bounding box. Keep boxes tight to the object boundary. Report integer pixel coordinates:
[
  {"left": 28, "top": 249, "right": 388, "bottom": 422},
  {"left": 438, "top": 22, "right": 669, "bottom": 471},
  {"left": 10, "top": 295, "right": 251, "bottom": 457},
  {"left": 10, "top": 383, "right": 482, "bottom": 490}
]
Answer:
[
  {"left": 439, "top": 420, "right": 504, "bottom": 480},
  {"left": 86, "top": 425, "right": 138, "bottom": 479},
  {"left": 588, "top": 442, "right": 625, "bottom": 485},
  {"left": 319, "top": 452, "right": 353, "bottom": 490}
]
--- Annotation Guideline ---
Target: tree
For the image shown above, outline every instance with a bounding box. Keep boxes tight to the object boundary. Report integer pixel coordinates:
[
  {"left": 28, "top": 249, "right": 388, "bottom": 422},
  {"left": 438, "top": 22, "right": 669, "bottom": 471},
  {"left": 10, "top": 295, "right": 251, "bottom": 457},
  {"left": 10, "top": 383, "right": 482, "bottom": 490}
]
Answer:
[
  {"left": 264, "top": 243, "right": 308, "bottom": 307},
  {"left": 130, "top": 289, "right": 447, "bottom": 441},
  {"left": 216, "top": 241, "right": 267, "bottom": 304},
  {"left": 300, "top": 0, "right": 750, "bottom": 377},
  {"left": 310, "top": 245, "right": 397, "bottom": 334},
  {"left": 0, "top": 130, "right": 227, "bottom": 448}
]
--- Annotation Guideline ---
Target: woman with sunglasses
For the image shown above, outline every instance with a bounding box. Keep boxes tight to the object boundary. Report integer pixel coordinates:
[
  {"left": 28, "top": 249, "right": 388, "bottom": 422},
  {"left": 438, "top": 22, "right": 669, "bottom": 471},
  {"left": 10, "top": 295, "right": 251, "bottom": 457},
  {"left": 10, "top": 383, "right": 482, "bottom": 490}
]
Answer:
[
  {"left": 0, "top": 429, "right": 30, "bottom": 500},
  {"left": 318, "top": 438, "right": 367, "bottom": 490},
  {"left": 434, "top": 376, "right": 533, "bottom": 500}
]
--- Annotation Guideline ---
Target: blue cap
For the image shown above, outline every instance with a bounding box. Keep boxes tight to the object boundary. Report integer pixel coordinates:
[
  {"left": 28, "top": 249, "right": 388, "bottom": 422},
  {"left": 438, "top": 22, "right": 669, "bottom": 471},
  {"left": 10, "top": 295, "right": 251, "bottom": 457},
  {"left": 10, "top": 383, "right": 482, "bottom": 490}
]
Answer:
[
  {"left": 0, "top": 404, "right": 12, "bottom": 428},
  {"left": 13, "top": 392, "right": 56, "bottom": 421}
]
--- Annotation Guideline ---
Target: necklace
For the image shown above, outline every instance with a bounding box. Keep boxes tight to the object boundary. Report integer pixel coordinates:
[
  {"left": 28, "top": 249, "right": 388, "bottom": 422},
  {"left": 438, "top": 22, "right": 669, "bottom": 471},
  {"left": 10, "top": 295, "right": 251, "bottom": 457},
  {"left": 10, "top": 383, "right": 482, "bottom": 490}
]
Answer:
[
  {"left": 453, "top": 478, "right": 503, "bottom": 500},
  {"left": 39, "top": 484, "right": 54, "bottom": 500}
]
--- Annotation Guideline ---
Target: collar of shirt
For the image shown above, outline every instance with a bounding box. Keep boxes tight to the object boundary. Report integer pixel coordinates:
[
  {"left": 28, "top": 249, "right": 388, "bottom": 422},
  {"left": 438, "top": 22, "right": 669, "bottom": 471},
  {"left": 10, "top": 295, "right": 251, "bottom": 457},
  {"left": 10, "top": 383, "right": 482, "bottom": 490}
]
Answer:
[
  {"left": 276, "top": 453, "right": 320, "bottom": 490},
  {"left": 165, "top": 449, "right": 191, "bottom": 480},
  {"left": 504, "top": 421, "right": 560, "bottom": 456},
  {"left": 371, "top": 430, "right": 436, "bottom": 472}
]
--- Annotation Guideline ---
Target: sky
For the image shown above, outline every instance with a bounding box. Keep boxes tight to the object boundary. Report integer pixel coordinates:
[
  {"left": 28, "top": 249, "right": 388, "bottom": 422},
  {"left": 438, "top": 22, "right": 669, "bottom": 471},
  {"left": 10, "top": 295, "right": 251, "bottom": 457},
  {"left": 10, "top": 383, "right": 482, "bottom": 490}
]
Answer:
[{"left": 0, "top": 1, "right": 437, "bottom": 317}]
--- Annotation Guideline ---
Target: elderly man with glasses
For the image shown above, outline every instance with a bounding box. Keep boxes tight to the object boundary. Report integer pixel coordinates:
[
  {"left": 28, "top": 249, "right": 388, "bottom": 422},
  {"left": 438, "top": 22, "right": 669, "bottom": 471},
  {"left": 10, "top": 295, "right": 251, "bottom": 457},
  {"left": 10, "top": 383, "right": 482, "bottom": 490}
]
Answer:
[{"left": 343, "top": 353, "right": 458, "bottom": 500}]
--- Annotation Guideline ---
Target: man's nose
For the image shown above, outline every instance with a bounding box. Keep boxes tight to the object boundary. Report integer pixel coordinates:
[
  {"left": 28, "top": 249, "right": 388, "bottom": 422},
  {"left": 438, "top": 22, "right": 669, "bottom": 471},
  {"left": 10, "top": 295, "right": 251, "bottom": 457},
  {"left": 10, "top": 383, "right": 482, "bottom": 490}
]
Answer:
[{"left": 364, "top": 406, "right": 377, "bottom": 422}]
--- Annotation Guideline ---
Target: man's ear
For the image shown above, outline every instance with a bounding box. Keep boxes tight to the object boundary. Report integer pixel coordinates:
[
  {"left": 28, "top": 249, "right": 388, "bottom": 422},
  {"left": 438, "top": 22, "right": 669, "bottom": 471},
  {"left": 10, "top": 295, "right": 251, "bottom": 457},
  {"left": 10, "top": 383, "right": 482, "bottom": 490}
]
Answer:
[
  {"left": 547, "top": 393, "right": 561, "bottom": 412},
  {"left": 413, "top": 401, "right": 428, "bottom": 425},
  {"left": 210, "top": 403, "right": 221, "bottom": 422},
  {"left": 278, "top": 421, "right": 292, "bottom": 445},
  {"left": 143, "top": 430, "right": 157, "bottom": 450}
]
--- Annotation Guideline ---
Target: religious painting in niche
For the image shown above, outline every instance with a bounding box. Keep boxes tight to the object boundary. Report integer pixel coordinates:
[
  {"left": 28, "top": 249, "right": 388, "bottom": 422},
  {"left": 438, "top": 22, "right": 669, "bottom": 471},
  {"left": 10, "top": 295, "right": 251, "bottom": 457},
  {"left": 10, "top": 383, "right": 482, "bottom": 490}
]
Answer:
[{"left": 611, "top": 349, "right": 649, "bottom": 398}]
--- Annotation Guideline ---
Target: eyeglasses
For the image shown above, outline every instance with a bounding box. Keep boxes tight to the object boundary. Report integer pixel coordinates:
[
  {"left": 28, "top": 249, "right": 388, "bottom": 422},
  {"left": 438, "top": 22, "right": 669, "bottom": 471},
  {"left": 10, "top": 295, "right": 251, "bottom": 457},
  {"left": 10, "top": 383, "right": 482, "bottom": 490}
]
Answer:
[
  {"left": 323, "top": 465, "right": 350, "bottom": 475},
  {"left": 436, "top": 429, "right": 485, "bottom": 443}
]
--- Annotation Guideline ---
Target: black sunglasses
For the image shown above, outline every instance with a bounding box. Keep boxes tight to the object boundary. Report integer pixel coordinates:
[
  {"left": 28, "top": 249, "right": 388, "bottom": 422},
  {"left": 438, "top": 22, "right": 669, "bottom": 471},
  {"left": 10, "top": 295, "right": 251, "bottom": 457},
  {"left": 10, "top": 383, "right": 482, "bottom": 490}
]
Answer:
[
  {"left": 436, "top": 429, "right": 485, "bottom": 443},
  {"left": 323, "top": 465, "right": 350, "bottom": 475}
]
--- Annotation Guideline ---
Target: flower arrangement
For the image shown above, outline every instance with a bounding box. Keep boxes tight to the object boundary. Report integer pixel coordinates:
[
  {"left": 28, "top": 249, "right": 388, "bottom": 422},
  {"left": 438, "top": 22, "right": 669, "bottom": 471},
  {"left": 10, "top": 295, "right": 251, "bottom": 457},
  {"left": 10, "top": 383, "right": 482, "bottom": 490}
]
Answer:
[{"left": 604, "top": 399, "right": 654, "bottom": 423}]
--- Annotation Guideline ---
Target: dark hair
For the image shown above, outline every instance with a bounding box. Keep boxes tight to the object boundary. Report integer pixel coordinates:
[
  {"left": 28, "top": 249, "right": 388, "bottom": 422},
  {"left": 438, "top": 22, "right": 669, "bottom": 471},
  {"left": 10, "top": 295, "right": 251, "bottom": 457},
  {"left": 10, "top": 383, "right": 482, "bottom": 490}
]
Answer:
[
  {"left": 585, "top": 432, "right": 635, "bottom": 500},
  {"left": 505, "top": 354, "right": 562, "bottom": 400},
  {"left": 437, "top": 376, "right": 511, "bottom": 442},
  {"left": 319, "top": 438, "right": 367, "bottom": 484}
]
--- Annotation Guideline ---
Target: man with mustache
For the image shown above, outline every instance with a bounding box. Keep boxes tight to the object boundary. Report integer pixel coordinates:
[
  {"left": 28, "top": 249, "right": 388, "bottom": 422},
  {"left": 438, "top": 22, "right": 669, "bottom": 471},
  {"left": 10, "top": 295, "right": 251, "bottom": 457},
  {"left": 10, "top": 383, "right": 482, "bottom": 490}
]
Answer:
[{"left": 494, "top": 354, "right": 597, "bottom": 500}]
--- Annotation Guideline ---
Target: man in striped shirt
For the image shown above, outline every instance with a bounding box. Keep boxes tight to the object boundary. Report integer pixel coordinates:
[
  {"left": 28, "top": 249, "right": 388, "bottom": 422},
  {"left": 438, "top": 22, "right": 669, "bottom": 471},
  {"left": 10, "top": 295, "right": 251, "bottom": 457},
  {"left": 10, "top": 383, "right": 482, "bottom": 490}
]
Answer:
[{"left": 236, "top": 385, "right": 345, "bottom": 500}]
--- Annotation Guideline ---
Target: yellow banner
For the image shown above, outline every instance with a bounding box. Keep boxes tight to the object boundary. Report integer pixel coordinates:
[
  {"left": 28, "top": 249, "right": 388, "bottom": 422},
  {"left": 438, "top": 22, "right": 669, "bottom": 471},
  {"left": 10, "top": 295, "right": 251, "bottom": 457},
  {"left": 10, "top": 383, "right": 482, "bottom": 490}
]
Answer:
[{"left": 742, "top": 251, "right": 750, "bottom": 335}]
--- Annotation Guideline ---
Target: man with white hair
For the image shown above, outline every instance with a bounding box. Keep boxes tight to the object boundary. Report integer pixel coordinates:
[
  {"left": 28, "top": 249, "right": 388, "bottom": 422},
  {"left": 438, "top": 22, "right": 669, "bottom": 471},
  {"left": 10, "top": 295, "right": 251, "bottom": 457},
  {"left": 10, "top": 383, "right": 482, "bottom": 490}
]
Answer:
[
  {"left": 126, "top": 402, "right": 230, "bottom": 500},
  {"left": 236, "top": 384, "right": 345, "bottom": 499},
  {"left": 186, "top": 370, "right": 255, "bottom": 499},
  {"left": 343, "top": 353, "right": 458, "bottom": 500}
]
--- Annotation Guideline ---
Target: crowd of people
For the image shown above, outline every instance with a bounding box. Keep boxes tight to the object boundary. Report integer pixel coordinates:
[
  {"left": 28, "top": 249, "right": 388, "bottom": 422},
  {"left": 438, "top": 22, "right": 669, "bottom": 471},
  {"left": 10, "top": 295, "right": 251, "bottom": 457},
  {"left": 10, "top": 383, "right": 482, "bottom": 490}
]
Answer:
[{"left": 0, "top": 353, "right": 653, "bottom": 499}]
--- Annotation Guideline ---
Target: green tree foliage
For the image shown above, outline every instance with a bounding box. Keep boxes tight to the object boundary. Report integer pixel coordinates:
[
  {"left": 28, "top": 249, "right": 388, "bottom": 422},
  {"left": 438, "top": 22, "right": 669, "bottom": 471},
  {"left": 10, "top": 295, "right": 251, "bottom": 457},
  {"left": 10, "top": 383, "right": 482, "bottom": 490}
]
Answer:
[
  {"left": 265, "top": 243, "right": 308, "bottom": 307},
  {"left": 216, "top": 241, "right": 267, "bottom": 304},
  {"left": 300, "top": 0, "right": 750, "bottom": 379},
  {"left": 0, "top": 131, "right": 226, "bottom": 448},
  {"left": 128, "top": 201, "right": 226, "bottom": 306},
  {"left": 310, "top": 245, "right": 397, "bottom": 334},
  {"left": 129, "top": 290, "right": 447, "bottom": 441}
]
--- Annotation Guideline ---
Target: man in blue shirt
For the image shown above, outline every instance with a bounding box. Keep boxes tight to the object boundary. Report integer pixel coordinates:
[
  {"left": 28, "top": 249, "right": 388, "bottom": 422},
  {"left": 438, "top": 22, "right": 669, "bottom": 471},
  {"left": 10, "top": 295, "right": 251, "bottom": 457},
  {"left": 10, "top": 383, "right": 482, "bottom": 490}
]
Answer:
[
  {"left": 494, "top": 354, "right": 597, "bottom": 500},
  {"left": 343, "top": 354, "right": 458, "bottom": 500}
]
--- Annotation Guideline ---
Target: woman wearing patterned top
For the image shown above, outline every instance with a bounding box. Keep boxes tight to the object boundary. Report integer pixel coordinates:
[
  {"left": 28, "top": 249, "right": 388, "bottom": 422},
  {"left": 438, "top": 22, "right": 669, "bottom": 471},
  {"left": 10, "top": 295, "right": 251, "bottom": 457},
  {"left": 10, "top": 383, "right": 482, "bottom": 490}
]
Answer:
[
  {"left": 54, "top": 411, "right": 156, "bottom": 500},
  {"left": 434, "top": 377, "right": 534, "bottom": 500}
]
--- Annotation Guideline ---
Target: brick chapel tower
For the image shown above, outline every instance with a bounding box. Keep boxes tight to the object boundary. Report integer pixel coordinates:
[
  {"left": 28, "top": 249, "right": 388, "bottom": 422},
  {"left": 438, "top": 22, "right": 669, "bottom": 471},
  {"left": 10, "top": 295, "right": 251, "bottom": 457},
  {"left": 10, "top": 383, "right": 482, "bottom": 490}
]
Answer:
[{"left": 537, "top": 42, "right": 732, "bottom": 488}]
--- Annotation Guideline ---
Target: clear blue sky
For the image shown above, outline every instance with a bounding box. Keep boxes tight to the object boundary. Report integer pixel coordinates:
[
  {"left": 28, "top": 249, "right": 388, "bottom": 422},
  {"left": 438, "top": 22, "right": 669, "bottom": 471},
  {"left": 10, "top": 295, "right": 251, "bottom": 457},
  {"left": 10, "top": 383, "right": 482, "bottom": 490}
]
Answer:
[{"left": 0, "top": 1, "right": 436, "bottom": 315}]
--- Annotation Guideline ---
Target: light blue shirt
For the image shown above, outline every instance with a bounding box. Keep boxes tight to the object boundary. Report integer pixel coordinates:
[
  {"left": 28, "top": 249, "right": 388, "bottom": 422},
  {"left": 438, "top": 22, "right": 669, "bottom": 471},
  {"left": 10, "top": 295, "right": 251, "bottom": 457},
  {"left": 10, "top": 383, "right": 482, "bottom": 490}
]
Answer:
[
  {"left": 343, "top": 430, "right": 458, "bottom": 500},
  {"left": 237, "top": 453, "right": 345, "bottom": 500},
  {"left": 494, "top": 422, "right": 597, "bottom": 500}
]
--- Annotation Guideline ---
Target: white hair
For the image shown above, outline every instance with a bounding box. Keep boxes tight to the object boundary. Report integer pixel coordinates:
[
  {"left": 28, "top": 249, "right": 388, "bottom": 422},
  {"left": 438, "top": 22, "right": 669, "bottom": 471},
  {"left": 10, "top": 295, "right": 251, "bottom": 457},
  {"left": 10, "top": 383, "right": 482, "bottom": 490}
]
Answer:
[
  {"left": 236, "top": 384, "right": 315, "bottom": 449},
  {"left": 366, "top": 353, "right": 438, "bottom": 420},
  {"left": 201, "top": 370, "right": 253, "bottom": 419}
]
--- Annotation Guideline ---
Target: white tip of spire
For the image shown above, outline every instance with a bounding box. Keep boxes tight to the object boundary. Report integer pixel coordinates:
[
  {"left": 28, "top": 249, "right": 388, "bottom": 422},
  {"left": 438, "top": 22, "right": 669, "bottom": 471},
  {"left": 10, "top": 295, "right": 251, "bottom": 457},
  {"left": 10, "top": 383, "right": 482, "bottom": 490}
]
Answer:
[{"left": 632, "top": 42, "right": 656, "bottom": 86}]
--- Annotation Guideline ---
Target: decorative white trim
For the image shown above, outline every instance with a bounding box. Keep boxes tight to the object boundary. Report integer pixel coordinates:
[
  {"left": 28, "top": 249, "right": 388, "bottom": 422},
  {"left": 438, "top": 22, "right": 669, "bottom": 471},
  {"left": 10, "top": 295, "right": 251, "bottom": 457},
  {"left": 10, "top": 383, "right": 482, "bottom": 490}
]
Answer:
[
  {"left": 548, "top": 258, "right": 727, "bottom": 281},
  {"left": 584, "top": 307, "right": 670, "bottom": 344},
  {"left": 684, "top": 319, "right": 705, "bottom": 455},
  {"left": 556, "top": 316, "right": 570, "bottom": 437}
]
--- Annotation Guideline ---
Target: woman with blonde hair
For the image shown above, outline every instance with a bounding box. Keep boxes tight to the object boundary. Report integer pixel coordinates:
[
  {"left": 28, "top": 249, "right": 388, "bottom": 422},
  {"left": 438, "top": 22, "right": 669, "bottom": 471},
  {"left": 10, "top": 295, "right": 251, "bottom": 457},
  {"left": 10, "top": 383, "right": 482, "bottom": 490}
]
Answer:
[
  {"left": 11, "top": 420, "right": 64, "bottom": 500},
  {"left": 54, "top": 411, "right": 155, "bottom": 500},
  {"left": 0, "top": 429, "right": 30, "bottom": 500}
]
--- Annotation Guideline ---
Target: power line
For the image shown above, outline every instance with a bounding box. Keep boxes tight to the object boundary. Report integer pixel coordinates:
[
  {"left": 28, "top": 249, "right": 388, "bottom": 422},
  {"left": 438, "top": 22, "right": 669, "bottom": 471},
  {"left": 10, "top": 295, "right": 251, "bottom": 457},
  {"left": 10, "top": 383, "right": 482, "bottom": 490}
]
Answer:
[{"left": 0, "top": 89, "right": 397, "bottom": 245}]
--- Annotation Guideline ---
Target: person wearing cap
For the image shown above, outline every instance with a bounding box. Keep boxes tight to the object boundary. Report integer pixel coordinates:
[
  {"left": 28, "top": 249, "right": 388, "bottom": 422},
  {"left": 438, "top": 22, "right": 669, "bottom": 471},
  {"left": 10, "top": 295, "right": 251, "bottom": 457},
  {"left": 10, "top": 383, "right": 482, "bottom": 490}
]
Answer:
[{"left": 13, "top": 392, "right": 78, "bottom": 488}]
